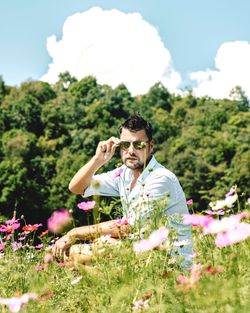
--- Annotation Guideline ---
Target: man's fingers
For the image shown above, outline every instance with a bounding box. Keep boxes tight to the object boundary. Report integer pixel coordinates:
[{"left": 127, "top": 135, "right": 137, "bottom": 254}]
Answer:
[
  {"left": 111, "top": 143, "right": 118, "bottom": 154},
  {"left": 99, "top": 141, "right": 107, "bottom": 152},
  {"left": 107, "top": 137, "right": 120, "bottom": 153},
  {"left": 52, "top": 240, "right": 67, "bottom": 260},
  {"left": 97, "top": 137, "right": 120, "bottom": 160}
]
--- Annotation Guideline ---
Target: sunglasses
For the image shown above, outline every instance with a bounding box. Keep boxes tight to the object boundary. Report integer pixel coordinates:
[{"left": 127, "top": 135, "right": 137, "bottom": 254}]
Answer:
[{"left": 119, "top": 140, "right": 149, "bottom": 150}]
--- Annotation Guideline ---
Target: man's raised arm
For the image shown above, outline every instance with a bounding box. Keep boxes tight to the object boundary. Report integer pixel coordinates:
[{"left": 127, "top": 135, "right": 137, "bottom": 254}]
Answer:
[{"left": 68, "top": 137, "right": 120, "bottom": 195}]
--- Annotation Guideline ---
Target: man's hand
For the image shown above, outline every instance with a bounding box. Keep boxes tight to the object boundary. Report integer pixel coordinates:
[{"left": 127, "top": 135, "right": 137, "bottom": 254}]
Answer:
[
  {"left": 68, "top": 136, "right": 121, "bottom": 194},
  {"left": 52, "top": 234, "right": 75, "bottom": 260},
  {"left": 95, "top": 137, "right": 120, "bottom": 164}
]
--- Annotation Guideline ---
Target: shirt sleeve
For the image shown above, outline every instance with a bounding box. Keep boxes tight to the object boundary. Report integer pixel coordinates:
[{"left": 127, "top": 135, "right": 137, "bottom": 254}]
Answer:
[{"left": 82, "top": 168, "right": 120, "bottom": 198}]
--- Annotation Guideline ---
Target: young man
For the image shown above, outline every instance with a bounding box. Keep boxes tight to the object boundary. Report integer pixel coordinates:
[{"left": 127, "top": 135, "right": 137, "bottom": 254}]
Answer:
[{"left": 53, "top": 114, "right": 193, "bottom": 268}]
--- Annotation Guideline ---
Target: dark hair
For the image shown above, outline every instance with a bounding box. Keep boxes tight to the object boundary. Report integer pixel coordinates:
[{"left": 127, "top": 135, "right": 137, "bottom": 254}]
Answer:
[{"left": 119, "top": 114, "right": 153, "bottom": 141}]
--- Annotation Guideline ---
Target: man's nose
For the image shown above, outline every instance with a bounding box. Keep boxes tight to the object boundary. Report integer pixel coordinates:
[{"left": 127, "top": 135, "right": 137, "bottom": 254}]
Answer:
[{"left": 127, "top": 143, "right": 135, "bottom": 154}]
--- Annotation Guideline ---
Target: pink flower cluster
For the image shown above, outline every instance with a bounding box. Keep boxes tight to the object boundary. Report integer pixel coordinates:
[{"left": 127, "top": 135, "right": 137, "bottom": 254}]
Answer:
[
  {"left": 0, "top": 293, "right": 37, "bottom": 313},
  {"left": 112, "top": 167, "right": 124, "bottom": 179},
  {"left": 0, "top": 218, "right": 20, "bottom": 233},
  {"left": 177, "top": 263, "right": 223, "bottom": 290},
  {"left": 184, "top": 212, "right": 250, "bottom": 248},
  {"left": 77, "top": 201, "right": 95, "bottom": 212},
  {"left": 215, "top": 222, "right": 250, "bottom": 248},
  {"left": 115, "top": 217, "right": 129, "bottom": 226},
  {"left": 0, "top": 243, "right": 5, "bottom": 251},
  {"left": 47, "top": 209, "right": 72, "bottom": 233},
  {"left": 177, "top": 263, "right": 203, "bottom": 290},
  {"left": 183, "top": 214, "right": 212, "bottom": 228},
  {"left": 132, "top": 299, "right": 150, "bottom": 311},
  {"left": 133, "top": 226, "right": 169, "bottom": 252}
]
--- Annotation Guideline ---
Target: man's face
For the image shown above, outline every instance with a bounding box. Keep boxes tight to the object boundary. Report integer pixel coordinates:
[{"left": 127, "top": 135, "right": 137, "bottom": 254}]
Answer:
[{"left": 119, "top": 128, "right": 153, "bottom": 171}]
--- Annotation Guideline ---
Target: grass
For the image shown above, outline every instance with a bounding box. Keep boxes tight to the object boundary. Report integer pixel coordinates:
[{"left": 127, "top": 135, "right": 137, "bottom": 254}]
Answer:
[{"left": 0, "top": 199, "right": 250, "bottom": 312}]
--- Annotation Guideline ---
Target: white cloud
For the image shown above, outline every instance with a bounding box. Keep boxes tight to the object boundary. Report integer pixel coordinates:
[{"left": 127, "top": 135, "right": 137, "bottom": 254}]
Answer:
[
  {"left": 190, "top": 41, "right": 250, "bottom": 99},
  {"left": 41, "top": 7, "right": 181, "bottom": 95}
]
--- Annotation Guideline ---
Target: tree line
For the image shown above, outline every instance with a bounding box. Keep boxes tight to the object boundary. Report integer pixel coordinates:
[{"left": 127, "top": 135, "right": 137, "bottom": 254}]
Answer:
[{"left": 0, "top": 73, "right": 249, "bottom": 224}]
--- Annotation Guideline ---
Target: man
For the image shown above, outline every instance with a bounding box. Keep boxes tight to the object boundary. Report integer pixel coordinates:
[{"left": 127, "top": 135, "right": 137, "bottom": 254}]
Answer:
[{"left": 53, "top": 114, "right": 193, "bottom": 268}]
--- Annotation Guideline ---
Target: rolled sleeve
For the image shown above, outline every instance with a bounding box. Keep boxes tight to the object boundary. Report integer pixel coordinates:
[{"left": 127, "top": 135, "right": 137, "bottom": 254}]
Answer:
[{"left": 82, "top": 169, "right": 120, "bottom": 198}]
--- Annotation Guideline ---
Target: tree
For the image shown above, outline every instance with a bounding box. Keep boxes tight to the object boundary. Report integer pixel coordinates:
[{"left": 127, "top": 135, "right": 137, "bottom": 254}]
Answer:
[
  {"left": 0, "top": 75, "right": 7, "bottom": 103},
  {"left": 1, "top": 93, "right": 43, "bottom": 135},
  {"left": 230, "top": 86, "right": 249, "bottom": 111}
]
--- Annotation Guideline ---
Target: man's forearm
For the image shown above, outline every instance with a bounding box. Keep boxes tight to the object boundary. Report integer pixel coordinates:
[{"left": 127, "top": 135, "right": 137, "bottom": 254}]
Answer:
[
  {"left": 68, "top": 156, "right": 104, "bottom": 195},
  {"left": 67, "top": 220, "right": 131, "bottom": 240}
]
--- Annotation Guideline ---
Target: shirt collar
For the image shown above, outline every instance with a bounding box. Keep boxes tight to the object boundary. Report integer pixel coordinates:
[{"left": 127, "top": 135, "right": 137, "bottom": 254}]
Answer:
[{"left": 136, "top": 155, "right": 158, "bottom": 183}]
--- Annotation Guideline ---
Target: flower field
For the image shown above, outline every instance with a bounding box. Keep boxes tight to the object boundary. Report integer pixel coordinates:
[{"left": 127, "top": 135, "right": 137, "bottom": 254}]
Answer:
[{"left": 0, "top": 189, "right": 250, "bottom": 312}]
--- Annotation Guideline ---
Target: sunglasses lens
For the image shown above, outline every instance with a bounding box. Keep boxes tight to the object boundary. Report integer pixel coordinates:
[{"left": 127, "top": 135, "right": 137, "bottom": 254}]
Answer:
[
  {"left": 120, "top": 141, "right": 130, "bottom": 150},
  {"left": 120, "top": 141, "right": 147, "bottom": 150},
  {"left": 133, "top": 141, "right": 146, "bottom": 149}
]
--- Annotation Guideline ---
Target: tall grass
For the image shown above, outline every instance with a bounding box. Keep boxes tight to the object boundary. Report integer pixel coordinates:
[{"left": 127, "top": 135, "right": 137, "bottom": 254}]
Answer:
[{"left": 0, "top": 194, "right": 250, "bottom": 312}]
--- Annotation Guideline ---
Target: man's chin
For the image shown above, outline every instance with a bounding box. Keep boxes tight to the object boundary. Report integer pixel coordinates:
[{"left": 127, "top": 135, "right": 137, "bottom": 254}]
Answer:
[{"left": 125, "top": 159, "right": 143, "bottom": 170}]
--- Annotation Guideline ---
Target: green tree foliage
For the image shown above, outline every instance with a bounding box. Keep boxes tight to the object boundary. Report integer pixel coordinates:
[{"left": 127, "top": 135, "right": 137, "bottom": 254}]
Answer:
[
  {"left": 0, "top": 76, "right": 7, "bottom": 103},
  {"left": 0, "top": 75, "right": 249, "bottom": 221}
]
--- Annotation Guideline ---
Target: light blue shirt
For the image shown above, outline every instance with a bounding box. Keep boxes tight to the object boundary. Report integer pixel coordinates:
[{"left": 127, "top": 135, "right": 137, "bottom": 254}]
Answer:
[{"left": 83, "top": 155, "right": 193, "bottom": 269}]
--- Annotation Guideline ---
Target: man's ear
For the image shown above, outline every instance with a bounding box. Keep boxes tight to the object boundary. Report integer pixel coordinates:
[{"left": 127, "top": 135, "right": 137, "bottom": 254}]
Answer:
[{"left": 149, "top": 140, "right": 154, "bottom": 154}]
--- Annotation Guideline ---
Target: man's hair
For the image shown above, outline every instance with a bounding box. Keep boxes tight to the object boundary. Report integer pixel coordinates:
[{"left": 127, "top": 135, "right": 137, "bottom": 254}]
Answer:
[{"left": 119, "top": 114, "right": 153, "bottom": 141}]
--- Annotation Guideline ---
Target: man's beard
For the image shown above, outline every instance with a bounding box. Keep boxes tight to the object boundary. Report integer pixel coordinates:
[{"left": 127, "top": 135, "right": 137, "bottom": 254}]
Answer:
[
  {"left": 124, "top": 155, "right": 152, "bottom": 170},
  {"left": 125, "top": 158, "right": 144, "bottom": 170}
]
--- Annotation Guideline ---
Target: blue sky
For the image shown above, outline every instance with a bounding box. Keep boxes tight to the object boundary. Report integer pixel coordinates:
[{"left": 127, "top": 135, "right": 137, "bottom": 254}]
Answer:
[{"left": 1, "top": 0, "right": 250, "bottom": 98}]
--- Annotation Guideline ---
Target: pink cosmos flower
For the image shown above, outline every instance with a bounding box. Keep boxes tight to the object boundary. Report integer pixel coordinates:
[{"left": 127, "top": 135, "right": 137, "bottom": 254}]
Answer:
[
  {"left": 47, "top": 209, "right": 72, "bottom": 233},
  {"left": 225, "top": 186, "right": 237, "bottom": 197},
  {"left": 183, "top": 214, "right": 213, "bottom": 228},
  {"left": 112, "top": 167, "right": 124, "bottom": 179},
  {"left": 5, "top": 218, "right": 20, "bottom": 225},
  {"left": 35, "top": 264, "right": 47, "bottom": 271},
  {"left": 177, "top": 274, "right": 189, "bottom": 285},
  {"left": 215, "top": 223, "right": 250, "bottom": 248},
  {"left": 0, "top": 222, "right": 20, "bottom": 233},
  {"left": 44, "top": 253, "right": 53, "bottom": 264},
  {"left": 115, "top": 217, "right": 129, "bottom": 226},
  {"left": 0, "top": 293, "right": 37, "bottom": 313},
  {"left": 133, "top": 227, "right": 169, "bottom": 252},
  {"left": 5, "top": 233, "right": 13, "bottom": 240},
  {"left": 204, "top": 212, "right": 249, "bottom": 234},
  {"left": 35, "top": 244, "right": 43, "bottom": 249},
  {"left": 186, "top": 199, "right": 193, "bottom": 206},
  {"left": 176, "top": 263, "right": 202, "bottom": 290},
  {"left": 133, "top": 239, "right": 152, "bottom": 252},
  {"left": 205, "top": 209, "right": 225, "bottom": 216},
  {"left": 132, "top": 299, "right": 150, "bottom": 311},
  {"left": 0, "top": 243, "right": 5, "bottom": 251},
  {"left": 77, "top": 201, "right": 95, "bottom": 212},
  {"left": 12, "top": 242, "right": 23, "bottom": 251}
]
